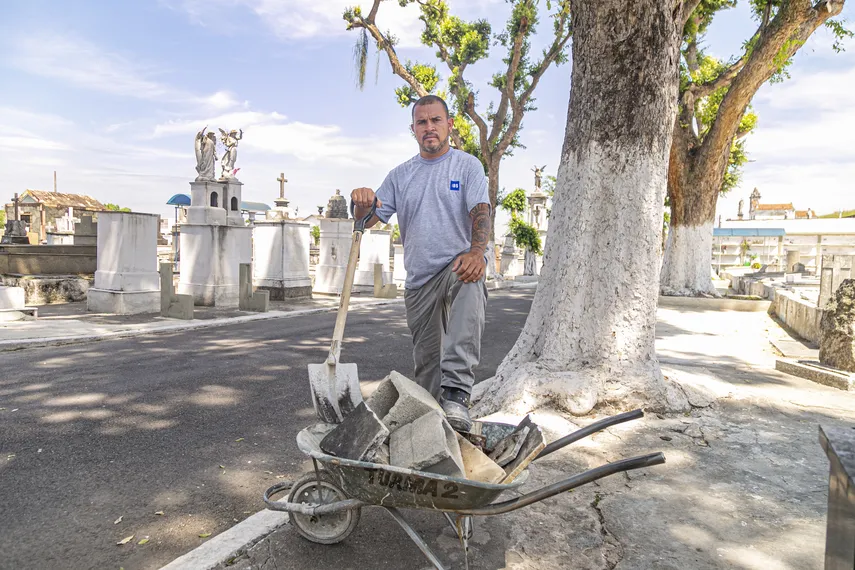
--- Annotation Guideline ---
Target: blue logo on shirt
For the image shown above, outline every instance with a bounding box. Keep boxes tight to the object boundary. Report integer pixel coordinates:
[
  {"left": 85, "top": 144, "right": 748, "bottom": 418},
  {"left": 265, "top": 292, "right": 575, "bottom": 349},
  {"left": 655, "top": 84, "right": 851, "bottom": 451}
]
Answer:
[{"left": 450, "top": 180, "right": 460, "bottom": 191}]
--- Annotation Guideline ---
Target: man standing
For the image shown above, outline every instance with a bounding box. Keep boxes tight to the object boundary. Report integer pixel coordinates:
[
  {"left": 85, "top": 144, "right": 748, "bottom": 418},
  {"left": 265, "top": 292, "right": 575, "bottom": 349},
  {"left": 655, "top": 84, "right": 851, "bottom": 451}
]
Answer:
[{"left": 351, "top": 95, "right": 490, "bottom": 433}]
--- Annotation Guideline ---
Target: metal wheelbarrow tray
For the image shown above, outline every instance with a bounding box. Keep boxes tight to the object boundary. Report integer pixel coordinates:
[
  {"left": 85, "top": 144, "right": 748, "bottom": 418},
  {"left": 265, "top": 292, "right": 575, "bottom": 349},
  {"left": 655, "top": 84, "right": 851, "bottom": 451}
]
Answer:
[{"left": 263, "top": 408, "right": 665, "bottom": 569}]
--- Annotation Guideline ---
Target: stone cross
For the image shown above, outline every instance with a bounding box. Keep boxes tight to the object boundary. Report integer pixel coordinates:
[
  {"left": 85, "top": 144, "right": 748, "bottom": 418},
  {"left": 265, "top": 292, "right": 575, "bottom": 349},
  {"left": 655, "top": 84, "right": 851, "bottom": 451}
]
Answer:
[
  {"left": 13, "top": 193, "right": 19, "bottom": 221},
  {"left": 277, "top": 173, "right": 288, "bottom": 199}
]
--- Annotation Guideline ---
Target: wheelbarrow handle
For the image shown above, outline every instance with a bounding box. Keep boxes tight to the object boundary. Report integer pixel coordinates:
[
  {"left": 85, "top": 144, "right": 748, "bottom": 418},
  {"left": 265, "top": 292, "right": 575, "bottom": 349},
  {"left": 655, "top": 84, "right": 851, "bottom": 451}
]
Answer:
[
  {"left": 536, "top": 408, "right": 645, "bottom": 460},
  {"left": 455, "top": 451, "right": 666, "bottom": 516},
  {"left": 350, "top": 197, "right": 379, "bottom": 233}
]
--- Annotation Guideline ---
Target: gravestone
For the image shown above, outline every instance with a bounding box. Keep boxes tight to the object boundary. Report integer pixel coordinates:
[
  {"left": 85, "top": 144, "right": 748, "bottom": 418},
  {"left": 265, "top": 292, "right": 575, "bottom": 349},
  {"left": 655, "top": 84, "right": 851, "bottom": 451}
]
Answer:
[
  {"left": 819, "top": 279, "right": 855, "bottom": 373},
  {"left": 252, "top": 219, "right": 312, "bottom": 299},
  {"left": 325, "top": 190, "right": 348, "bottom": 219},
  {"left": 159, "top": 262, "right": 193, "bottom": 319},
  {"left": 73, "top": 215, "right": 98, "bottom": 246},
  {"left": 179, "top": 175, "right": 251, "bottom": 307},
  {"left": 1, "top": 193, "right": 29, "bottom": 244},
  {"left": 47, "top": 208, "right": 76, "bottom": 245},
  {"left": 353, "top": 228, "right": 392, "bottom": 292},
  {"left": 314, "top": 217, "right": 354, "bottom": 295},
  {"left": 87, "top": 212, "right": 160, "bottom": 314},
  {"left": 239, "top": 263, "right": 270, "bottom": 312},
  {"left": 500, "top": 235, "right": 520, "bottom": 276}
]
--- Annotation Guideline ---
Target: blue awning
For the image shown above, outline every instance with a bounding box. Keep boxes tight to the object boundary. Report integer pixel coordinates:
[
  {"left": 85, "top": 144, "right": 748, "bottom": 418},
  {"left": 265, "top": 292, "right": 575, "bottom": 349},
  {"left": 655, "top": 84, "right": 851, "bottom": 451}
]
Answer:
[
  {"left": 713, "top": 228, "right": 785, "bottom": 237},
  {"left": 241, "top": 201, "right": 271, "bottom": 212},
  {"left": 166, "top": 193, "right": 191, "bottom": 206}
]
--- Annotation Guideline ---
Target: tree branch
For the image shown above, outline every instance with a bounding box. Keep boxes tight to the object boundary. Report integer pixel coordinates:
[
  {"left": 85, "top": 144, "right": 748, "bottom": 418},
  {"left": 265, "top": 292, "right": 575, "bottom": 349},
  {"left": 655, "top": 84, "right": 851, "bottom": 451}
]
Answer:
[
  {"left": 680, "top": 0, "right": 704, "bottom": 28},
  {"left": 519, "top": 14, "right": 572, "bottom": 106},
  {"left": 691, "top": 53, "right": 748, "bottom": 98},
  {"left": 698, "top": 0, "right": 843, "bottom": 176},
  {"left": 465, "top": 91, "right": 490, "bottom": 158},
  {"left": 488, "top": 16, "right": 529, "bottom": 146}
]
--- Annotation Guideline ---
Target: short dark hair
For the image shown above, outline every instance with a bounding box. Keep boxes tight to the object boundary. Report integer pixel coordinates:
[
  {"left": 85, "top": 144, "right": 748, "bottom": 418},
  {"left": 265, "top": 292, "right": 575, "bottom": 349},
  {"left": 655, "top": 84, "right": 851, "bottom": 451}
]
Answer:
[{"left": 411, "top": 95, "right": 449, "bottom": 121}]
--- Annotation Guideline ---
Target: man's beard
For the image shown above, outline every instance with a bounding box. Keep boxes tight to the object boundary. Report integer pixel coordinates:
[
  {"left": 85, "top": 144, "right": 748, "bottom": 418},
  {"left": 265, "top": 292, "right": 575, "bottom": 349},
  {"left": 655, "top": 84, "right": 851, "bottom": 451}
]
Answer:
[{"left": 420, "top": 136, "right": 447, "bottom": 154}]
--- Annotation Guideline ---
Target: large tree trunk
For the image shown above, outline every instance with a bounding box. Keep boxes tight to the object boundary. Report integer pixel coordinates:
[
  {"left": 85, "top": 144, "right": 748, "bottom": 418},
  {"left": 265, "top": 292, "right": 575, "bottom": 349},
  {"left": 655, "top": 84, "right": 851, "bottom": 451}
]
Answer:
[
  {"left": 660, "top": 138, "right": 720, "bottom": 296},
  {"left": 474, "top": 0, "right": 688, "bottom": 416}
]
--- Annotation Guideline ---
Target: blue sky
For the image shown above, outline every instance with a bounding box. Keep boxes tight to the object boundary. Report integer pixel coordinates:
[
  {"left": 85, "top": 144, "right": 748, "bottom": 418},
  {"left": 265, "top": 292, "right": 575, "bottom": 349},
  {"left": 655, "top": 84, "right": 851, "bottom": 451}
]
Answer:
[{"left": 1, "top": 0, "right": 853, "bottom": 229}]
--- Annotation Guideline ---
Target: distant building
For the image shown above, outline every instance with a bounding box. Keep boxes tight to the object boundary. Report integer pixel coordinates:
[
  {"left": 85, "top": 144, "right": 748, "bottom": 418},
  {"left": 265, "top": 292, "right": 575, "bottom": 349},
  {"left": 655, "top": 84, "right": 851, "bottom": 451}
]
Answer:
[
  {"left": 753, "top": 203, "right": 796, "bottom": 220},
  {"left": 4, "top": 190, "right": 106, "bottom": 243}
]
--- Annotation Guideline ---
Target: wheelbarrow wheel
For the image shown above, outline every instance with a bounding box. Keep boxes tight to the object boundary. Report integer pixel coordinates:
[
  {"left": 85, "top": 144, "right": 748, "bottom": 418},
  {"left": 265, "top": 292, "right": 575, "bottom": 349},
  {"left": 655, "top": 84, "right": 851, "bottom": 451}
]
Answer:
[{"left": 288, "top": 471, "right": 360, "bottom": 545}]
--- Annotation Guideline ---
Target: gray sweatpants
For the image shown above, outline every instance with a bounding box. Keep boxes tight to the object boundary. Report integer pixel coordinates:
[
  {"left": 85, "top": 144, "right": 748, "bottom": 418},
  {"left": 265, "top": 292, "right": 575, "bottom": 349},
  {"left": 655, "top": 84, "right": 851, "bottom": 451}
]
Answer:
[{"left": 404, "top": 259, "right": 488, "bottom": 400}]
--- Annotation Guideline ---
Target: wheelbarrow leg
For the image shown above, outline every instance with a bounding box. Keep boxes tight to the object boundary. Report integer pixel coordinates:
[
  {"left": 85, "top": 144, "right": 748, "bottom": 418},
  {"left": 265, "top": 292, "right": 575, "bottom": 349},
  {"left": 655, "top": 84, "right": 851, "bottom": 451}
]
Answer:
[
  {"left": 442, "top": 513, "right": 472, "bottom": 570},
  {"left": 383, "top": 507, "right": 447, "bottom": 570}
]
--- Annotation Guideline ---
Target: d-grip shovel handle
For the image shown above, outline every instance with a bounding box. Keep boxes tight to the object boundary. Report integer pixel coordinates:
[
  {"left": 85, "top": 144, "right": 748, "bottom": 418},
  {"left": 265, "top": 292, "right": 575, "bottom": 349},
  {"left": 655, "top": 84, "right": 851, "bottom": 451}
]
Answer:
[{"left": 350, "top": 197, "right": 378, "bottom": 233}]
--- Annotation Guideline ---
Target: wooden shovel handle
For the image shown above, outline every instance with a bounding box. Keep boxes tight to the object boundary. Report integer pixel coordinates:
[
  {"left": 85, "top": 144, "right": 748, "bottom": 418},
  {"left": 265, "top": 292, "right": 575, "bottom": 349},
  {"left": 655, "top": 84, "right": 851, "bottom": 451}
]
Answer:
[{"left": 327, "top": 229, "right": 363, "bottom": 363}]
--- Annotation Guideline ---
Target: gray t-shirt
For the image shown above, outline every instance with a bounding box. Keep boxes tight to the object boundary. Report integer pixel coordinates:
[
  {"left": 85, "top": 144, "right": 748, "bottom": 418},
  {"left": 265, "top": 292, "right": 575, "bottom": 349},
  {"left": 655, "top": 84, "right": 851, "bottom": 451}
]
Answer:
[{"left": 375, "top": 148, "right": 489, "bottom": 289}]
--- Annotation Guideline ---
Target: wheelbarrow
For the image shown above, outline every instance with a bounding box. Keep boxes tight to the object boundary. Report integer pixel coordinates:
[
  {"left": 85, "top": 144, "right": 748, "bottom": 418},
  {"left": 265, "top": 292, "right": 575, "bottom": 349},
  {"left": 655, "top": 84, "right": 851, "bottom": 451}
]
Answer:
[{"left": 264, "top": 408, "right": 664, "bottom": 569}]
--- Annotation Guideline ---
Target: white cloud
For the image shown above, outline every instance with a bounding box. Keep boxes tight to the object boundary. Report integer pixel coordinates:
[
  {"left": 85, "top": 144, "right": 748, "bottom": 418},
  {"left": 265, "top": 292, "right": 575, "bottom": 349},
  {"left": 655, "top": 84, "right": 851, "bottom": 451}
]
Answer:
[
  {"left": 166, "top": 0, "right": 470, "bottom": 48},
  {"left": 3, "top": 34, "right": 241, "bottom": 110},
  {"left": 716, "top": 60, "right": 855, "bottom": 216},
  {"left": 151, "top": 110, "right": 412, "bottom": 166}
]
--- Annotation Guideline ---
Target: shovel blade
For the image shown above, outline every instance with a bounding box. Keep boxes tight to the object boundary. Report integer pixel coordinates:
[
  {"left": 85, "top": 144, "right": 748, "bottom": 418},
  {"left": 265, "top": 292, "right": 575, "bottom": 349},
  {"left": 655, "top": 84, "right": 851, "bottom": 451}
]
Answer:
[{"left": 307, "top": 362, "right": 363, "bottom": 423}]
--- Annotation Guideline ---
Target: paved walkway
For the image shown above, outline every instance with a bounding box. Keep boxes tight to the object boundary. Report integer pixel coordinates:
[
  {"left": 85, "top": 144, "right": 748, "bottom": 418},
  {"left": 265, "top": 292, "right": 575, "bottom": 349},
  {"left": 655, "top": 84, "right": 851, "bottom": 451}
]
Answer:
[{"left": 207, "top": 298, "right": 854, "bottom": 570}]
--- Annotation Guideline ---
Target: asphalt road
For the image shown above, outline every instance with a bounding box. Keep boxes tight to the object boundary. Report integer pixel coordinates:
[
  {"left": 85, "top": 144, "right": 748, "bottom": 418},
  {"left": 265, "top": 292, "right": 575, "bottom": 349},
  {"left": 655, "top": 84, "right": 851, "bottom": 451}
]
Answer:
[{"left": 0, "top": 290, "right": 533, "bottom": 570}]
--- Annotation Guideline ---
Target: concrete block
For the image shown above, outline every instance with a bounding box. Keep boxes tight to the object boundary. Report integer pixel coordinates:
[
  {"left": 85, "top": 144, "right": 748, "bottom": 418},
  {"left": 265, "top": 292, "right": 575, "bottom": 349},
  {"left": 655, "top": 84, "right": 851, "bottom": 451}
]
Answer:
[
  {"left": 239, "top": 263, "right": 270, "bottom": 312},
  {"left": 456, "top": 434, "right": 505, "bottom": 483},
  {"left": 320, "top": 402, "right": 390, "bottom": 461},
  {"left": 373, "top": 263, "right": 398, "bottom": 298},
  {"left": 160, "top": 263, "right": 194, "bottom": 320},
  {"left": 366, "top": 371, "right": 442, "bottom": 434},
  {"left": 87, "top": 289, "right": 160, "bottom": 315},
  {"left": 389, "top": 410, "right": 464, "bottom": 477},
  {"left": 0, "top": 286, "right": 25, "bottom": 310}
]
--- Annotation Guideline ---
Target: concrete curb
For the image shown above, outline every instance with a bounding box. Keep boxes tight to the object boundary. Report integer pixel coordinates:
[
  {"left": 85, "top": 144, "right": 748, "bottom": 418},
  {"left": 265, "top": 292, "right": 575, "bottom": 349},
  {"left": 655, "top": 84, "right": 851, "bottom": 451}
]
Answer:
[
  {"left": 775, "top": 358, "right": 854, "bottom": 391},
  {"left": 0, "top": 298, "right": 406, "bottom": 351},
  {"left": 158, "top": 509, "right": 289, "bottom": 570},
  {"left": 0, "top": 279, "right": 539, "bottom": 352}
]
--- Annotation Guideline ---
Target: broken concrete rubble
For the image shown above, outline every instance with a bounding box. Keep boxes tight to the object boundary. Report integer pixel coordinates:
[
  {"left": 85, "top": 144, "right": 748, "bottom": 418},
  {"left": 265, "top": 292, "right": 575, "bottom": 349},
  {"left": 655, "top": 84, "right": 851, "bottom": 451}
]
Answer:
[
  {"left": 819, "top": 279, "right": 855, "bottom": 373},
  {"left": 488, "top": 415, "right": 534, "bottom": 467},
  {"left": 389, "top": 410, "right": 465, "bottom": 477},
  {"left": 365, "top": 371, "right": 442, "bottom": 434},
  {"left": 456, "top": 433, "right": 506, "bottom": 484},
  {"left": 501, "top": 423, "right": 546, "bottom": 484},
  {"left": 319, "top": 402, "right": 389, "bottom": 461}
]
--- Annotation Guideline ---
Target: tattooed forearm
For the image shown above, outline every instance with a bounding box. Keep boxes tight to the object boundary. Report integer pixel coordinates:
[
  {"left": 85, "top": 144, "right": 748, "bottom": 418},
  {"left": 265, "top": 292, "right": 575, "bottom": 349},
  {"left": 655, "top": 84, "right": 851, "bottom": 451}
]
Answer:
[{"left": 469, "top": 203, "right": 491, "bottom": 255}]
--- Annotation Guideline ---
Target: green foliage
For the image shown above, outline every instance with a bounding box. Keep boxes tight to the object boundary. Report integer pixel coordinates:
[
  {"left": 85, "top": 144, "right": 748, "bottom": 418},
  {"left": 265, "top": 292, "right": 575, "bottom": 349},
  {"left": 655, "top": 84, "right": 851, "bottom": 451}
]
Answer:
[
  {"left": 104, "top": 203, "right": 131, "bottom": 212},
  {"left": 344, "top": 0, "right": 572, "bottom": 186},
  {"left": 826, "top": 19, "right": 855, "bottom": 53},
  {"left": 542, "top": 174, "right": 556, "bottom": 197},
  {"left": 499, "top": 188, "right": 527, "bottom": 215},
  {"left": 310, "top": 225, "right": 320, "bottom": 246},
  {"left": 392, "top": 223, "right": 401, "bottom": 243},
  {"left": 508, "top": 216, "right": 542, "bottom": 256},
  {"left": 0, "top": 209, "right": 5, "bottom": 226}
]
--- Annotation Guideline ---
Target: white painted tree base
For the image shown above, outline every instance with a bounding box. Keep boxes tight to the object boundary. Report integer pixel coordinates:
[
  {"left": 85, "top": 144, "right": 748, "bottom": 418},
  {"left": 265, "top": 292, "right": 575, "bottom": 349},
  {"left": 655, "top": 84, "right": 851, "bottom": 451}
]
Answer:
[
  {"left": 660, "top": 222, "right": 720, "bottom": 297},
  {"left": 473, "top": 360, "right": 689, "bottom": 417}
]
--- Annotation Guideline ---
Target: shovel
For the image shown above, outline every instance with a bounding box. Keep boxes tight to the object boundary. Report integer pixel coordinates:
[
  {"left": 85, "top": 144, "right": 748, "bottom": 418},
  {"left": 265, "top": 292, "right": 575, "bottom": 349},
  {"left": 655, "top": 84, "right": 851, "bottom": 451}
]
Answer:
[{"left": 308, "top": 198, "right": 378, "bottom": 423}]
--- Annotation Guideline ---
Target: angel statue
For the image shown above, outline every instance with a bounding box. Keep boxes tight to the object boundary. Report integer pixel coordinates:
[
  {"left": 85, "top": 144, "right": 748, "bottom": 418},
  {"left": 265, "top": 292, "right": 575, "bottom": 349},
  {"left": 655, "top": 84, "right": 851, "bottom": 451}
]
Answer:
[
  {"left": 532, "top": 164, "right": 547, "bottom": 191},
  {"left": 194, "top": 126, "right": 218, "bottom": 181},
  {"left": 219, "top": 128, "right": 243, "bottom": 180}
]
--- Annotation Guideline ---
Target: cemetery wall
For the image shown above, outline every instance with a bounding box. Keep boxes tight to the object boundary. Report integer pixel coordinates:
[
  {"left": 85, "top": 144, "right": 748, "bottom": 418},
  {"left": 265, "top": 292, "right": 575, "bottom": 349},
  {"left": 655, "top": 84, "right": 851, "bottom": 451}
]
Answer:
[
  {"left": 0, "top": 245, "right": 97, "bottom": 275},
  {"left": 770, "top": 289, "right": 822, "bottom": 345}
]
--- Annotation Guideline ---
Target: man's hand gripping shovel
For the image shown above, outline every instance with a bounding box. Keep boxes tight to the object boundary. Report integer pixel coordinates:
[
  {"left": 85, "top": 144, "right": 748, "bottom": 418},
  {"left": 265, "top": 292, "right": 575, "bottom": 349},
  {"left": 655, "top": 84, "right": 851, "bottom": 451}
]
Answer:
[{"left": 307, "top": 198, "right": 378, "bottom": 423}]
